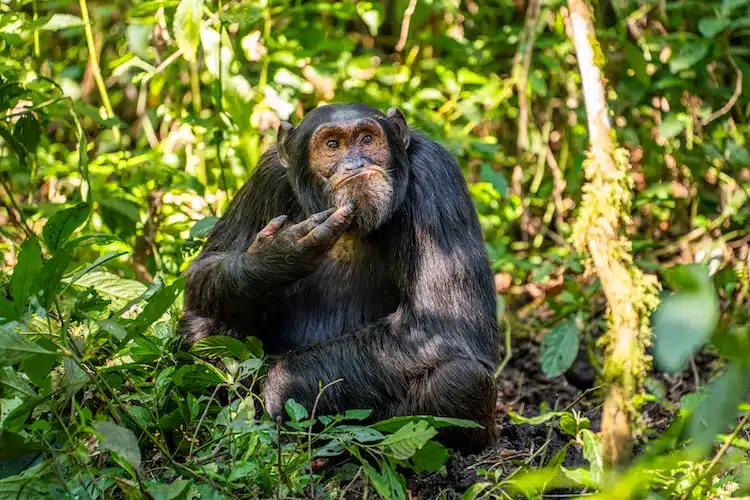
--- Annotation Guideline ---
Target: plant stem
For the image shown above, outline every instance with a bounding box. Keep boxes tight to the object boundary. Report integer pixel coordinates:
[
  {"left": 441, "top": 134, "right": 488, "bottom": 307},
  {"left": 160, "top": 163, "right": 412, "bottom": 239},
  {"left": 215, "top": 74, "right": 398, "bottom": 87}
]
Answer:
[{"left": 78, "top": 0, "right": 120, "bottom": 143}]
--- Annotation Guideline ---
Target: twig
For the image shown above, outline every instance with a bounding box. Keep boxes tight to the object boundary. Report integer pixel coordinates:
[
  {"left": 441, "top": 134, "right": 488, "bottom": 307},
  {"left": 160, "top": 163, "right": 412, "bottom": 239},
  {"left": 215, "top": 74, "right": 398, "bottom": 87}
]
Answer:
[
  {"left": 276, "top": 415, "right": 283, "bottom": 500},
  {"left": 514, "top": 0, "right": 542, "bottom": 152},
  {"left": 702, "top": 56, "right": 742, "bottom": 127},
  {"left": 338, "top": 467, "right": 363, "bottom": 500},
  {"left": 0, "top": 177, "right": 34, "bottom": 238},
  {"left": 395, "top": 0, "right": 418, "bottom": 52},
  {"left": 681, "top": 413, "right": 750, "bottom": 500},
  {"left": 494, "top": 315, "right": 513, "bottom": 379},
  {"left": 307, "top": 379, "right": 344, "bottom": 499},
  {"left": 78, "top": 0, "right": 120, "bottom": 142}
]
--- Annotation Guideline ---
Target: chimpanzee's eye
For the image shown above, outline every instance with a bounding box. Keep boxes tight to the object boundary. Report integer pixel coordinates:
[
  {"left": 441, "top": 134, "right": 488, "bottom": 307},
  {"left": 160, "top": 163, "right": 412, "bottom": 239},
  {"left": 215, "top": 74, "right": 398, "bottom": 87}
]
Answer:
[
  {"left": 361, "top": 135, "right": 373, "bottom": 145},
  {"left": 326, "top": 139, "right": 339, "bottom": 149}
]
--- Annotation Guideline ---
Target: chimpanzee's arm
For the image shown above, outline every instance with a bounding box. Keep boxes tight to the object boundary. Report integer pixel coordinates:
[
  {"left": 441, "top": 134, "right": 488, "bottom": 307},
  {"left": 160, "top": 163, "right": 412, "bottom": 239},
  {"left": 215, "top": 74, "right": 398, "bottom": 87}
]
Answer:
[
  {"left": 179, "top": 149, "right": 303, "bottom": 344},
  {"left": 264, "top": 135, "right": 499, "bottom": 428}
]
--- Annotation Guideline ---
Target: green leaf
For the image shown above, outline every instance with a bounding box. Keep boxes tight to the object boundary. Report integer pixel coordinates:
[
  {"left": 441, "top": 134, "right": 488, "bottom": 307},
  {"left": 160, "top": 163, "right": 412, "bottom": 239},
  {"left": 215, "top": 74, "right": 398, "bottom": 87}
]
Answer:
[
  {"left": 189, "top": 216, "right": 219, "bottom": 238},
  {"left": 372, "top": 415, "right": 483, "bottom": 433},
  {"left": 361, "top": 459, "right": 407, "bottom": 500},
  {"left": 540, "top": 318, "right": 579, "bottom": 378},
  {"left": 561, "top": 467, "right": 597, "bottom": 488},
  {"left": 93, "top": 420, "right": 142, "bottom": 472},
  {"left": 285, "top": 399, "right": 308, "bottom": 422},
  {"left": 723, "top": 0, "right": 750, "bottom": 14},
  {"left": 356, "top": 2, "right": 383, "bottom": 36},
  {"left": 0, "top": 367, "right": 36, "bottom": 398},
  {"left": 145, "top": 480, "right": 191, "bottom": 500},
  {"left": 653, "top": 264, "right": 719, "bottom": 373},
  {"left": 669, "top": 40, "right": 710, "bottom": 73},
  {"left": 126, "top": 278, "right": 185, "bottom": 339},
  {"left": 12, "top": 115, "right": 41, "bottom": 153},
  {"left": 11, "top": 237, "right": 43, "bottom": 318},
  {"left": 342, "top": 409, "right": 372, "bottom": 421},
  {"left": 66, "top": 270, "right": 147, "bottom": 308},
  {"left": 559, "top": 413, "right": 578, "bottom": 436},
  {"left": 508, "top": 411, "right": 565, "bottom": 425},
  {"left": 379, "top": 420, "right": 437, "bottom": 460},
  {"left": 43, "top": 203, "right": 91, "bottom": 252},
  {"left": 174, "top": 0, "right": 204, "bottom": 63},
  {"left": 172, "top": 364, "right": 222, "bottom": 391},
  {"left": 461, "top": 482, "right": 492, "bottom": 500},
  {"left": 580, "top": 429, "right": 603, "bottom": 485},
  {"left": 658, "top": 114, "right": 685, "bottom": 140},
  {"left": 189, "top": 336, "right": 252, "bottom": 361},
  {"left": 480, "top": 163, "right": 509, "bottom": 197},
  {"left": 38, "top": 251, "right": 73, "bottom": 310},
  {"left": 40, "top": 14, "right": 84, "bottom": 31},
  {"left": 411, "top": 440, "right": 449, "bottom": 473},
  {"left": 698, "top": 17, "right": 731, "bottom": 38},
  {"left": 688, "top": 361, "right": 750, "bottom": 452}
]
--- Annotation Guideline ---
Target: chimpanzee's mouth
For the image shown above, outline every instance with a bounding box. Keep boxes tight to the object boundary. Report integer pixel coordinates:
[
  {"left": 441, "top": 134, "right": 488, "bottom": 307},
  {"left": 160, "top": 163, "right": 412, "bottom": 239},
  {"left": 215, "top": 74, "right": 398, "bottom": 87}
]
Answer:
[{"left": 334, "top": 167, "right": 387, "bottom": 188}]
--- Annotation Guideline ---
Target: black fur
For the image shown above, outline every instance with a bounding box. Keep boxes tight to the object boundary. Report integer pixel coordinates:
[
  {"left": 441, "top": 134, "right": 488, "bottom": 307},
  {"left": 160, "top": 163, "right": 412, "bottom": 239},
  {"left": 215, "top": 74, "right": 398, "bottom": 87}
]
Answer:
[{"left": 179, "top": 103, "right": 499, "bottom": 452}]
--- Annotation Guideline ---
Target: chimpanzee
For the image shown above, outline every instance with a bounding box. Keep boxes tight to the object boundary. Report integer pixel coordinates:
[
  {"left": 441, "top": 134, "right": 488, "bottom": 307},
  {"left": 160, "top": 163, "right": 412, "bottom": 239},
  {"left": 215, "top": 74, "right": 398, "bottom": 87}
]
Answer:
[{"left": 179, "top": 103, "right": 499, "bottom": 452}]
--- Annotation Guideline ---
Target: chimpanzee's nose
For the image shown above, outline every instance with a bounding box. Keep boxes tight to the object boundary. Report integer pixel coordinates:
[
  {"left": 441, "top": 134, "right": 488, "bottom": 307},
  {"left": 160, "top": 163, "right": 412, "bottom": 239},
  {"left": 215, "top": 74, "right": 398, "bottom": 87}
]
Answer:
[{"left": 345, "top": 157, "right": 368, "bottom": 170}]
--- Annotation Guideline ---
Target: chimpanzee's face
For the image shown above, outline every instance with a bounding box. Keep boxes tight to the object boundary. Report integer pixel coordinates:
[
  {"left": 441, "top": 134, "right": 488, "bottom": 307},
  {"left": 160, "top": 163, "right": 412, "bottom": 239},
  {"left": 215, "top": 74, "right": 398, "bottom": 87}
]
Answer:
[
  {"left": 307, "top": 117, "right": 394, "bottom": 233},
  {"left": 277, "top": 104, "right": 411, "bottom": 234}
]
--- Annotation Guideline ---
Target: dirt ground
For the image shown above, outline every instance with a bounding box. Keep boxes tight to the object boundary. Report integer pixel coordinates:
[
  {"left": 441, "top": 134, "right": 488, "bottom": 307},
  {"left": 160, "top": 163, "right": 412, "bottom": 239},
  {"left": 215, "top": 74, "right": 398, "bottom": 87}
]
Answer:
[{"left": 405, "top": 336, "right": 719, "bottom": 499}]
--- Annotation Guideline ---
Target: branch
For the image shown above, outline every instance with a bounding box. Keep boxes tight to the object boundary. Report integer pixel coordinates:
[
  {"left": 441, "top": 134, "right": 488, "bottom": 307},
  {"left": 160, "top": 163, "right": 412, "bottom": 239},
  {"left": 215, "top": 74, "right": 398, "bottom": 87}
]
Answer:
[
  {"left": 395, "top": 0, "right": 418, "bottom": 52},
  {"left": 702, "top": 56, "right": 743, "bottom": 127}
]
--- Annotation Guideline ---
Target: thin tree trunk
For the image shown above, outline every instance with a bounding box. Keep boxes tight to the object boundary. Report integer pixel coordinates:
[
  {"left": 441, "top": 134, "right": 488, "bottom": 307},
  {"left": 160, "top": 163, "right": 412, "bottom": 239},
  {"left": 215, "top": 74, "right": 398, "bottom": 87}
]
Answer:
[{"left": 566, "top": 0, "right": 660, "bottom": 469}]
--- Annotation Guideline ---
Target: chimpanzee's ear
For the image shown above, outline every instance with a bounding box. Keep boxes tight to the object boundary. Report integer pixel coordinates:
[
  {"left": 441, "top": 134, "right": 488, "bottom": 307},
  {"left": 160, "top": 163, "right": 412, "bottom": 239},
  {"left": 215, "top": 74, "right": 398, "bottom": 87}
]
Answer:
[
  {"left": 277, "top": 121, "right": 294, "bottom": 168},
  {"left": 386, "top": 107, "right": 410, "bottom": 150}
]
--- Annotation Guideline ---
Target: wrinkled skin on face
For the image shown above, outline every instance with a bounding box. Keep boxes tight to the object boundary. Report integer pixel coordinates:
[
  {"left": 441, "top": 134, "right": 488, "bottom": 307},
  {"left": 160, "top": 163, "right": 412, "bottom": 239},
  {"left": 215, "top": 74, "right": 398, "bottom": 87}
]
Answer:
[{"left": 307, "top": 118, "right": 394, "bottom": 233}]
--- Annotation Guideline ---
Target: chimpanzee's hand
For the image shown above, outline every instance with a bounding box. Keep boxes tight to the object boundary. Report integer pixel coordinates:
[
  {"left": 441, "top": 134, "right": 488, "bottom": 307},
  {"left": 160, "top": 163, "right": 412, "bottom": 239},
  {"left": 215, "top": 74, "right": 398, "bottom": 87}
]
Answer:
[{"left": 248, "top": 203, "right": 356, "bottom": 270}]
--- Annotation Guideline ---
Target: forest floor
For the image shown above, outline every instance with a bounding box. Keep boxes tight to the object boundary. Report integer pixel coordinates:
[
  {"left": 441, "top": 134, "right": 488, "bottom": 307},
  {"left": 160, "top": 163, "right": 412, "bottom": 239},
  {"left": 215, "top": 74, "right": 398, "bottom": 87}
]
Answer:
[{"left": 405, "top": 336, "right": 719, "bottom": 499}]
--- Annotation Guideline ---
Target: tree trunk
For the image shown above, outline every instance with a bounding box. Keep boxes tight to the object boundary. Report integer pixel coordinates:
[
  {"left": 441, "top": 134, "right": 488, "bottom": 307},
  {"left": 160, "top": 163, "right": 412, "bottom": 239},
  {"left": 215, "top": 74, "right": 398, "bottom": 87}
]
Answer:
[{"left": 566, "top": 0, "right": 660, "bottom": 470}]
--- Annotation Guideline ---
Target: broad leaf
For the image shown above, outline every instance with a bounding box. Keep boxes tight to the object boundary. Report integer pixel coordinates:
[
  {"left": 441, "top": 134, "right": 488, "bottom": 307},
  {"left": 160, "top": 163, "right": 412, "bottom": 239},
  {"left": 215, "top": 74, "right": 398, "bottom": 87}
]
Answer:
[
  {"left": 698, "top": 17, "right": 730, "bottom": 38},
  {"left": 43, "top": 203, "right": 91, "bottom": 252},
  {"left": 189, "top": 216, "right": 219, "bottom": 238},
  {"left": 669, "top": 40, "right": 710, "bottom": 73},
  {"left": 174, "top": 0, "right": 204, "bottom": 63},
  {"left": 285, "top": 399, "right": 308, "bottom": 422},
  {"left": 580, "top": 429, "right": 603, "bottom": 485},
  {"left": 12, "top": 115, "right": 41, "bottom": 153},
  {"left": 93, "top": 420, "right": 142, "bottom": 472},
  {"left": 145, "top": 480, "right": 190, "bottom": 500},
  {"left": 40, "top": 14, "right": 84, "bottom": 31},
  {"left": 411, "top": 440, "right": 450, "bottom": 473},
  {"left": 0, "top": 323, "right": 56, "bottom": 367},
  {"left": 372, "top": 415, "right": 483, "bottom": 433},
  {"left": 379, "top": 420, "right": 437, "bottom": 460},
  {"left": 11, "top": 237, "right": 42, "bottom": 318},
  {"left": 540, "top": 318, "right": 579, "bottom": 378},
  {"left": 190, "top": 335, "right": 252, "bottom": 361},
  {"left": 688, "top": 361, "right": 750, "bottom": 452},
  {"left": 653, "top": 264, "right": 719, "bottom": 373},
  {"left": 508, "top": 411, "right": 565, "bottom": 425}
]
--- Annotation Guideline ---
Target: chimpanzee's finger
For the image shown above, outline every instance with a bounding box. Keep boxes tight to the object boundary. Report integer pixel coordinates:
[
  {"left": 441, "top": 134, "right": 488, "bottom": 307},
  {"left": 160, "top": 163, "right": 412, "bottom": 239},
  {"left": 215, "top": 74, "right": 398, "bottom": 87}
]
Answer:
[
  {"left": 249, "top": 214, "right": 288, "bottom": 251},
  {"left": 301, "top": 203, "right": 356, "bottom": 247},
  {"left": 258, "top": 215, "right": 288, "bottom": 241},
  {"left": 287, "top": 208, "right": 336, "bottom": 239}
]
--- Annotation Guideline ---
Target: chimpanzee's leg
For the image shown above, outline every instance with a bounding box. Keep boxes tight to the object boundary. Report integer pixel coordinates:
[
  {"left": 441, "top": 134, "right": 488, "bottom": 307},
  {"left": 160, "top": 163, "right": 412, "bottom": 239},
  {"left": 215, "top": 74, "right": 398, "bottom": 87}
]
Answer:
[{"left": 401, "top": 359, "right": 497, "bottom": 453}]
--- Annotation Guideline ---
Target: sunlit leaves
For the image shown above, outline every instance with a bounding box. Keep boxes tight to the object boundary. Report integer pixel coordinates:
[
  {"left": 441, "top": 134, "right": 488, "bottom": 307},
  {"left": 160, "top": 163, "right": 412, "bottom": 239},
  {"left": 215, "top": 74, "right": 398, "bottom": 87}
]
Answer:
[
  {"left": 43, "top": 203, "right": 91, "bottom": 252},
  {"left": 174, "top": 0, "right": 204, "bottom": 63}
]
